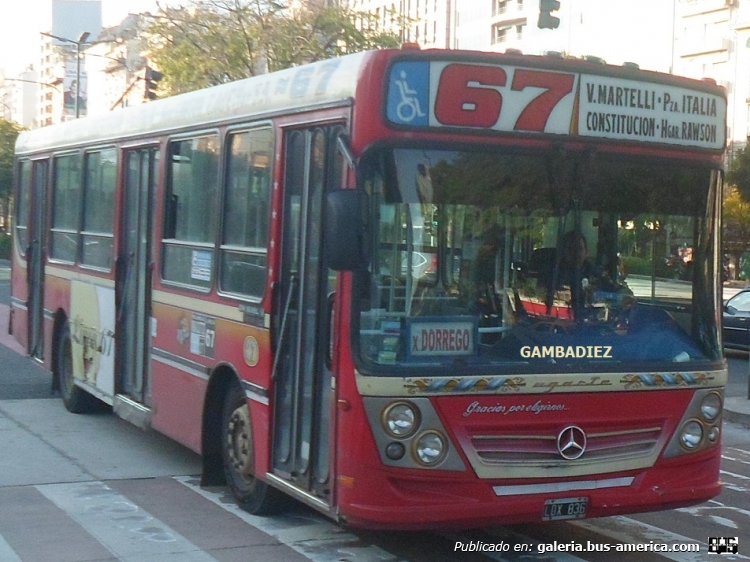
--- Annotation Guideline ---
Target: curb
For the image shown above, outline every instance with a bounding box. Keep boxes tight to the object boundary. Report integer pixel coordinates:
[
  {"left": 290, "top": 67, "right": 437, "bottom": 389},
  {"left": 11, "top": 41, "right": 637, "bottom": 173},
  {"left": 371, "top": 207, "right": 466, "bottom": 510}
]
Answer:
[{"left": 724, "top": 397, "right": 750, "bottom": 428}]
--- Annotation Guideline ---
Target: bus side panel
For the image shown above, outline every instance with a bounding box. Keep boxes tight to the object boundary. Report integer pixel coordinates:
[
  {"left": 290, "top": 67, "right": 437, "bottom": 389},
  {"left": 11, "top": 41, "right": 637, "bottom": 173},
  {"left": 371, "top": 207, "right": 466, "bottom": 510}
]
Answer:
[
  {"left": 42, "top": 272, "right": 72, "bottom": 369},
  {"left": 9, "top": 254, "right": 29, "bottom": 351},
  {"left": 149, "top": 297, "right": 275, "bottom": 466},
  {"left": 212, "top": 317, "right": 274, "bottom": 479},
  {"left": 149, "top": 301, "right": 206, "bottom": 453},
  {"left": 9, "top": 310, "right": 29, "bottom": 351},
  {"left": 150, "top": 360, "right": 205, "bottom": 454},
  {"left": 332, "top": 282, "right": 389, "bottom": 512}
]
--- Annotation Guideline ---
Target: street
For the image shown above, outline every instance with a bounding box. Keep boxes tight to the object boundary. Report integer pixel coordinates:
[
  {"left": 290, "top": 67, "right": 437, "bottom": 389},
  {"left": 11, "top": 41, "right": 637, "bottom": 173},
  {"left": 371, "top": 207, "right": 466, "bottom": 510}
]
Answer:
[
  {"left": 0, "top": 0, "right": 747, "bottom": 557},
  {"left": 2, "top": 276, "right": 750, "bottom": 561}
]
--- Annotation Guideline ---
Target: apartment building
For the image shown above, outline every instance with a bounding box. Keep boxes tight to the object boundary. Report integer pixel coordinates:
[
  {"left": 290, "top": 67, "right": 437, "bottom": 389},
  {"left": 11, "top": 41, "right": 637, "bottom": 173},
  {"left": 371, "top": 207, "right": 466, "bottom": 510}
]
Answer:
[
  {"left": 456, "top": 0, "right": 568, "bottom": 53},
  {"left": 35, "top": 0, "right": 102, "bottom": 126},
  {"left": 352, "top": 0, "right": 456, "bottom": 48},
  {"left": 674, "top": 0, "right": 750, "bottom": 156},
  {"left": 37, "top": 34, "right": 70, "bottom": 127},
  {"left": 85, "top": 15, "right": 152, "bottom": 117},
  {"left": 1, "top": 66, "right": 39, "bottom": 128}
]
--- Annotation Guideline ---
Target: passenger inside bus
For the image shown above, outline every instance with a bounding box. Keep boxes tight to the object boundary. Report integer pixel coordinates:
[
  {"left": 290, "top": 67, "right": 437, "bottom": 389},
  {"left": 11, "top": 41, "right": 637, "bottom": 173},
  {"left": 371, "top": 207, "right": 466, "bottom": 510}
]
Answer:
[
  {"left": 558, "top": 230, "right": 632, "bottom": 315},
  {"left": 559, "top": 231, "right": 593, "bottom": 288}
]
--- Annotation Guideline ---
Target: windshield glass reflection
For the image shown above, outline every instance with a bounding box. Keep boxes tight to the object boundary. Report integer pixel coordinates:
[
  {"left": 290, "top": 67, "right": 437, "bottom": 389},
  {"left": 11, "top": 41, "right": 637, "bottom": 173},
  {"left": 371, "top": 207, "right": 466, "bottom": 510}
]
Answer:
[{"left": 354, "top": 148, "right": 721, "bottom": 373}]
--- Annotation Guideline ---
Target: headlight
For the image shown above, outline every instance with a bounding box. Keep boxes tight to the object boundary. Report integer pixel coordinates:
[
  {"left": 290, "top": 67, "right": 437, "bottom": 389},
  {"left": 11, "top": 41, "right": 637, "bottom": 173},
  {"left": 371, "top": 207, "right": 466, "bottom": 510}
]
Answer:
[
  {"left": 680, "top": 420, "right": 703, "bottom": 450},
  {"left": 700, "top": 393, "right": 722, "bottom": 422},
  {"left": 413, "top": 431, "right": 446, "bottom": 465},
  {"left": 382, "top": 402, "right": 419, "bottom": 438},
  {"left": 708, "top": 426, "right": 720, "bottom": 443}
]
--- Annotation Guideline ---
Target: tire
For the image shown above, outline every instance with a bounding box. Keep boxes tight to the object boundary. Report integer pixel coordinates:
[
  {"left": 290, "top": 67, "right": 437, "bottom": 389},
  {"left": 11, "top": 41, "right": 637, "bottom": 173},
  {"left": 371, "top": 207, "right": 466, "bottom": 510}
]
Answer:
[
  {"left": 56, "top": 323, "right": 99, "bottom": 414},
  {"left": 222, "top": 381, "right": 289, "bottom": 515}
]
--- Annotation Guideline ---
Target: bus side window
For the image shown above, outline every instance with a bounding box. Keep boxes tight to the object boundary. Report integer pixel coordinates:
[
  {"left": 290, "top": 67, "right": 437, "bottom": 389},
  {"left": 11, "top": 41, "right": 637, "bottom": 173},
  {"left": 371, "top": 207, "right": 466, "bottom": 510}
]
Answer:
[
  {"left": 161, "top": 135, "right": 219, "bottom": 289},
  {"left": 219, "top": 126, "right": 272, "bottom": 298},
  {"left": 81, "top": 148, "right": 116, "bottom": 270},
  {"left": 50, "top": 153, "right": 82, "bottom": 263},
  {"left": 164, "top": 193, "right": 178, "bottom": 240},
  {"left": 15, "top": 160, "right": 32, "bottom": 255}
]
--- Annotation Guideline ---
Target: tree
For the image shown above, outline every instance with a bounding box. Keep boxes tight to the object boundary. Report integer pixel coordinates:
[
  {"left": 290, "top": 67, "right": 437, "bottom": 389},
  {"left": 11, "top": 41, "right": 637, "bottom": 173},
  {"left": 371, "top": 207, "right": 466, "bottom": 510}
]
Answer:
[
  {"left": 723, "top": 185, "right": 750, "bottom": 278},
  {"left": 146, "top": 0, "right": 402, "bottom": 96},
  {"left": 0, "top": 119, "right": 22, "bottom": 232},
  {"left": 724, "top": 148, "right": 750, "bottom": 279},
  {"left": 727, "top": 145, "right": 750, "bottom": 202}
]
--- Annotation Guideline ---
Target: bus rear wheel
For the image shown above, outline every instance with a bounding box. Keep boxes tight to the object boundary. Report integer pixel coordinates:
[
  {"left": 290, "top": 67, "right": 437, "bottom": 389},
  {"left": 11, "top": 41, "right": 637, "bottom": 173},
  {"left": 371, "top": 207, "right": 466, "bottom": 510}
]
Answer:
[
  {"left": 56, "top": 324, "right": 99, "bottom": 414},
  {"left": 222, "top": 381, "right": 288, "bottom": 515}
]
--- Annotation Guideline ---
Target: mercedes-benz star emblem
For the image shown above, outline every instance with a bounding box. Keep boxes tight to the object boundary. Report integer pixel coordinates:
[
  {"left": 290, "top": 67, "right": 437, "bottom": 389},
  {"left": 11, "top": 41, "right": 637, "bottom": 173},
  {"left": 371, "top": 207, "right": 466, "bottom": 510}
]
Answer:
[{"left": 557, "top": 425, "right": 587, "bottom": 460}]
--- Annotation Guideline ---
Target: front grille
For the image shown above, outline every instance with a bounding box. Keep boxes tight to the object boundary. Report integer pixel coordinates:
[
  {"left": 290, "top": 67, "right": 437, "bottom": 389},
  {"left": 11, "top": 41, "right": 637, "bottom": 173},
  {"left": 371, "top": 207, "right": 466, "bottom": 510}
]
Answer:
[
  {"left": 460, "top": 422, "right": 667, "bottom": 479},
  {"left": 471, "top": 426, "right": 662, "bottom": 465}
]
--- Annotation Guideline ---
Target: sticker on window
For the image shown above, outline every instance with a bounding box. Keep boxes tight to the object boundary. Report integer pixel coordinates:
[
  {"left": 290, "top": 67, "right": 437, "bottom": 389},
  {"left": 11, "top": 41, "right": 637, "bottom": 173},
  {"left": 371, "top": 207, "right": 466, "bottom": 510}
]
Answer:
[
  {"left": 191, "top": 250, "right": 212, "bottom": 281},
  {"left": 407, "top": 317, "right": 477, "bottom": 358}
]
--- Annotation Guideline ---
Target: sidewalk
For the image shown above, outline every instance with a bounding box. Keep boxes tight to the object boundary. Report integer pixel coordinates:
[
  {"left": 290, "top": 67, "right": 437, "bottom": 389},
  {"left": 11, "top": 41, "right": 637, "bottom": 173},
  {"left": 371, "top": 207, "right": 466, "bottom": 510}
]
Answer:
[{"left": 725, "top": 396, "right": 750, "bottom": 427}]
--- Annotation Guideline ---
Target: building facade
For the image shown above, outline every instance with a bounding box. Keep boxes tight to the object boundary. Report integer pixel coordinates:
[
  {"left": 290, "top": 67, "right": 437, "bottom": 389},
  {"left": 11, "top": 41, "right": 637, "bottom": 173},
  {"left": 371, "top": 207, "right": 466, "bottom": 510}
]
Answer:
[
  {"left": 1, "top": 0, "right": 744, "bottom": 146},
  {"left": 34, "top": 0, "right": 102, "bottom": 126},
  {"left": 85, "top": 15, "right": 153, "bottom": 117},
  {"left": 353, "top": 0, "right": 456, "bottom": 48},
  {"left": 1, "top": 67, "right": 39, "bottom": 129},
  {"left": 673, "top": 0, "right": 750, "bottom": 157},
  {"left": 456, "top": 0, "right": 566, "bottom": 53}
]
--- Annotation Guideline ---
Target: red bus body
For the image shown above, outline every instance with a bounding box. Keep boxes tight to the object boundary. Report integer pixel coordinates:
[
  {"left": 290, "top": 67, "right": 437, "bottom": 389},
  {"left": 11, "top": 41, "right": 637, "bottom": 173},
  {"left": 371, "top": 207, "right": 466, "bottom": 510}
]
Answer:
[{"left": 10, "top": 48, "right": 727, "bottom": 529}]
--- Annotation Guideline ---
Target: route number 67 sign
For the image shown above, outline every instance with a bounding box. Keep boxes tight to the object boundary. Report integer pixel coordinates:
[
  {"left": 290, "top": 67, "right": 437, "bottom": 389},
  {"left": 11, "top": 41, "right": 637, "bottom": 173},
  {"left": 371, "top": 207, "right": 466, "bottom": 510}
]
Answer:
[{"left": 385, "top": 60, "right": 725, "bottom": 151}]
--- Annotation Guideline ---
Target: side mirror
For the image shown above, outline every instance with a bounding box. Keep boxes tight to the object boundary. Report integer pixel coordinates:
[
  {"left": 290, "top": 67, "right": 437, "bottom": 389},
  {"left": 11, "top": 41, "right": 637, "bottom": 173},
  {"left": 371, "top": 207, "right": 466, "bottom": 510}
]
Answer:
[{"left": 325, "top": 189, "right": 368, "bottom": 271}]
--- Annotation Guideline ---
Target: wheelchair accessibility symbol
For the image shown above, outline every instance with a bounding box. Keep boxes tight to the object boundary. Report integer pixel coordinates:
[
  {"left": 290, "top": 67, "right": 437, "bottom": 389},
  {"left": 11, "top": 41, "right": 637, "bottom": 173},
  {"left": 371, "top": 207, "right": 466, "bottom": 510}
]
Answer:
[
  {"left": 395, "top": 71, "right": 426, "bottom": 122},
  {"left": 387, "top": 62, "right": 429, "bottom": 126}
]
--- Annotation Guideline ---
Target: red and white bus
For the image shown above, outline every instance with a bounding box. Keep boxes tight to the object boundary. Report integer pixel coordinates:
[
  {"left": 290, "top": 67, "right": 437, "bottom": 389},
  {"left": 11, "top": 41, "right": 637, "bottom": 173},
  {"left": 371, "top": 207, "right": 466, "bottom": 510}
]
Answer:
[{"left": 11, "top": 46, "right": 727, "bottom": 529}]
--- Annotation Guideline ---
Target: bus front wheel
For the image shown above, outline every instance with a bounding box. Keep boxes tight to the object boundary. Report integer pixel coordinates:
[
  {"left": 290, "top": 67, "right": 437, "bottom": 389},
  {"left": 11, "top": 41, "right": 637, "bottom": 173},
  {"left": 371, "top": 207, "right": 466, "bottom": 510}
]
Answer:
[
  {"left": 222, "top": 381, "right": 287, "bottom": 515},
  {"left": 56, "top": 324, "right": 98, "bottom": 414}
]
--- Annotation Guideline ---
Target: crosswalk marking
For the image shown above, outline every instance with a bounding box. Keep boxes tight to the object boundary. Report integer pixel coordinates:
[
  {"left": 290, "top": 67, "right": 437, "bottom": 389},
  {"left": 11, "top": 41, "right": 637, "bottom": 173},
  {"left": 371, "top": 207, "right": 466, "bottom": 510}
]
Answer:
[
  {"left": 174, "top": 476, "right": 401, "bottom": 562},
  {"left": 0, "top": 474, "right": 746, "bottom": 562},
  {"left": 575, "top": 516, "right": 750, "bottom": 562},
  {"left": 723, "top": 449, "right": 750, "bottom": 468},
  {"left": 0, "top": 535, "right": 22, "bottom": 562},
  {"left": 36, "top": 481, "right": 220, "bottom": 562}
]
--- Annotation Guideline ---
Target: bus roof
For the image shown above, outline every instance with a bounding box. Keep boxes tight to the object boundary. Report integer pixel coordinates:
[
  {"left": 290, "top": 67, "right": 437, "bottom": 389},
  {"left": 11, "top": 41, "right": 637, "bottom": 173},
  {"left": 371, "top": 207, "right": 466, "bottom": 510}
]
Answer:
[
  {"left": 16, "top": 48, "right": 727, "bottom": 156},
  {"left": 15, "top": 50, "right": 372, "bottom": 155}
]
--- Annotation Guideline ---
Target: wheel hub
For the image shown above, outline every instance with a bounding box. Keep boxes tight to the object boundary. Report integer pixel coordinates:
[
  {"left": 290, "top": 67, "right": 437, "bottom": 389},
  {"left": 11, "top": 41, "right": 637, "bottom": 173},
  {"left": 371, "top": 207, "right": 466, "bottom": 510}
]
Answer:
[{"left": 226, "top": 403, "right": 254, "bottom": 476}]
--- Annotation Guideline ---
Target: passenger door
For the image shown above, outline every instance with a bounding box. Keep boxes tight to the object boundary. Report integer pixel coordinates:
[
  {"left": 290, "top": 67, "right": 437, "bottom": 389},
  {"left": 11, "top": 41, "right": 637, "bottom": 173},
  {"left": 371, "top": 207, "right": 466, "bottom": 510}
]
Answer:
[
  {"left": 117, "top": 147, "right": 157, "bottom": 405},
  {"left": 28, "top": 159, "right": 49, "bottom": 360},
  {"left": 272, "top": 125, "right": 345, "bottom": 501}
]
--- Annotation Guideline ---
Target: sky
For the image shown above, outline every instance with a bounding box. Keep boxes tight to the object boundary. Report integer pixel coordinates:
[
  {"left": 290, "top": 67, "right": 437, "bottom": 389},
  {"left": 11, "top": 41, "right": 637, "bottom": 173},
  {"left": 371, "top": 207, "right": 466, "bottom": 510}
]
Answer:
[
  {"left": 0, "top": 0, "right": 676, "bottom": 78},
  {"left": 0, "top": 0, "right": 173, "bottom": 76},
  {"left": 563, "top": 0, "right": 675, "bottom": 73}
]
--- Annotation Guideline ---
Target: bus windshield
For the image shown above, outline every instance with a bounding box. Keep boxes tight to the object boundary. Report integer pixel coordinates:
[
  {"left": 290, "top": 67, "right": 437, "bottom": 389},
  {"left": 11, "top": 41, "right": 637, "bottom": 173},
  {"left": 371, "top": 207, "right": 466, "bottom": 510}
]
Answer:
[{"left": 354, "top": 147, "right": 722, "bottom": 373}]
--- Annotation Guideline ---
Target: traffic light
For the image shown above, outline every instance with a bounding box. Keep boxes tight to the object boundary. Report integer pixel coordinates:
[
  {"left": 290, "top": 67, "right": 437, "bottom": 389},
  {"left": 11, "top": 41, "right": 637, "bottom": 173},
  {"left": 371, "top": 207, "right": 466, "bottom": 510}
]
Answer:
[
  {"left": 144, "top": 67, "right": 163, "bottom": 100},
  {"left": 538, "top": 0, "right": 561, "bottom": 29}
]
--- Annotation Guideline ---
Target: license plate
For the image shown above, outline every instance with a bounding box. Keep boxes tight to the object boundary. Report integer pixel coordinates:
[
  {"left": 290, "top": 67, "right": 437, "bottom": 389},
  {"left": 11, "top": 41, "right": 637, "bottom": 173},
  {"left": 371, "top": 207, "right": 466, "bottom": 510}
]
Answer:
[{"left": 542, "top": 497, "right": 588, "bottom": 521}]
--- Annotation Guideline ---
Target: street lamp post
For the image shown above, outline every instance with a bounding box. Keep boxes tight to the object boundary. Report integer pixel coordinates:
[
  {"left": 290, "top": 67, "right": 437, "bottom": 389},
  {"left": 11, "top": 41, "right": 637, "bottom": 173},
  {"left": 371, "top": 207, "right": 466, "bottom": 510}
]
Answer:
[
  {"left": 1, "top": 78, "right": 61, "bottom": 93},
  {"left": 2, "top": 77, "right": 63, "bottom": 125},
  {"left": 40, "top": 31, "right": 91, "bottom": 118}
]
